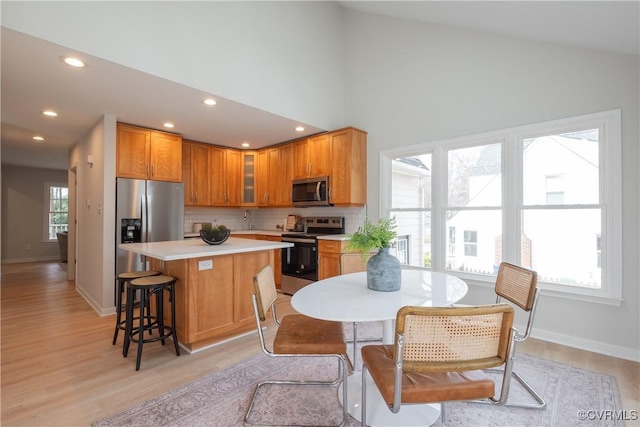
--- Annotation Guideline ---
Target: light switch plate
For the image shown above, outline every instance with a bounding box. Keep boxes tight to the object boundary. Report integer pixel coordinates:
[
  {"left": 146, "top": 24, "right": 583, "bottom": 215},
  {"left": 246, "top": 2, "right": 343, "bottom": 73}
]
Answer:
[{"left": 198, "top": 259, "right": 213, "bottom": 270}]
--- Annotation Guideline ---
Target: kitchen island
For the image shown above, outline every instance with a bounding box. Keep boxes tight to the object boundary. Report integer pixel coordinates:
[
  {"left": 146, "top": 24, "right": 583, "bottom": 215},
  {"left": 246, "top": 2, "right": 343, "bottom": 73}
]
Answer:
[{"left": 119, "top": 237, "right": 293, "bottom": 352}]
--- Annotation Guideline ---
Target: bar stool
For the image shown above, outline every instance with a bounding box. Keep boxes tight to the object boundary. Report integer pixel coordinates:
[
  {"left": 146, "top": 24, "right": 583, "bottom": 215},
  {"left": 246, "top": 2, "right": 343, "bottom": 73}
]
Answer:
[
  {"left": 123, "top": 275, "right": 180, "bottom": 371},
  {"left": 112, "top": 270, "right": 160, "bottom": 345}
]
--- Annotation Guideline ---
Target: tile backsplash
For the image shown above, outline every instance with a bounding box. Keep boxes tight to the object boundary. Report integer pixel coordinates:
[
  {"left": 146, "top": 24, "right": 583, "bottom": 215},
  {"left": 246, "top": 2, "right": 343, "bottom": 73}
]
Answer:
[{"left": 185, "top": 206, "right": 367, "bottom": 234}]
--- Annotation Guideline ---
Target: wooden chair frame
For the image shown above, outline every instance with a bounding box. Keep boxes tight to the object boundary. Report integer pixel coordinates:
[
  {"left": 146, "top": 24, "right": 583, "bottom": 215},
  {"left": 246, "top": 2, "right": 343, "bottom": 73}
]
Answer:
[{"left": 361, "top": 304, "right": 517, "bottom": 426}]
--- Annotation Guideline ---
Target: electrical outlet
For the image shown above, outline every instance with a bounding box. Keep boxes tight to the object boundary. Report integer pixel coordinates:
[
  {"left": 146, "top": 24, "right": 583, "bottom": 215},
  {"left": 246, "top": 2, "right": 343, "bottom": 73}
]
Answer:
[
  {"left": 26, "top": 244, "right": 31, "bottom": 251},
  {"left": 198, "top": 259, "right": 213, "bottom": 270}
]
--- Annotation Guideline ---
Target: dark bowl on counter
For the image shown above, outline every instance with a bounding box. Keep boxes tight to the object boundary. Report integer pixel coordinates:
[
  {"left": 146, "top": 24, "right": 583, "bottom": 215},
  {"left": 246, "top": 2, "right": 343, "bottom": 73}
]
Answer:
[{"left": 199, "top": 229, "right": 231, "bottom": 245}]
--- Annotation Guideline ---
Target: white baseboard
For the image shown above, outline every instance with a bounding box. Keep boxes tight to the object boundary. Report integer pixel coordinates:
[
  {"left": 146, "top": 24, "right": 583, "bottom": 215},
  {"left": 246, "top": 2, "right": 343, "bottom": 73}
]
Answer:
[
  {"left": 529, "top": 326, "right": 640, "bottom": 362},
  {"left": 76, "top": 285, "right": 115, "bottom": 317},
  {"left": 2, "top": 255, "right": 60, "bottom": 264}
]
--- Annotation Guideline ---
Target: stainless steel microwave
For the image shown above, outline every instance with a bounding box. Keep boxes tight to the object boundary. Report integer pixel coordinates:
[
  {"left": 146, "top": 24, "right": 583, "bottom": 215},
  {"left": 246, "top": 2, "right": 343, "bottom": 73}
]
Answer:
[{"left": 291, "top": 176, "right": 331, "bottom": 207}]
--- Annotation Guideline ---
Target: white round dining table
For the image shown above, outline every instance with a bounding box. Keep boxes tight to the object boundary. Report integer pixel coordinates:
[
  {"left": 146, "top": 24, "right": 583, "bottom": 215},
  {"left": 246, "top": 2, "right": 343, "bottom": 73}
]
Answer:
[{"left": 290, "top": 268, "right": 468, "bottom": 426}]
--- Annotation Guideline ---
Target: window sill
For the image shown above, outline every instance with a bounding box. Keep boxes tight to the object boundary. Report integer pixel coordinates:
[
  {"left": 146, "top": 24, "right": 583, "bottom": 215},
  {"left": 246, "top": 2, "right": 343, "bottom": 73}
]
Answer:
[{"left": 460, "top": 275, "right": 623, "bottom": 307}]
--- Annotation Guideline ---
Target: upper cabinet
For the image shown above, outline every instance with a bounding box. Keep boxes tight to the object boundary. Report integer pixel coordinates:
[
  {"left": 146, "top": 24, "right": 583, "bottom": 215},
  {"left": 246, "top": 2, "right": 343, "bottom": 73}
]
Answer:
[
  {"left": 241, "top": 151, "right": 258, "bottom": 207},
  {"left": 292, "top": 133, "right": 330, "bottom": 179},
  {"left": 257, "top": 144, "right": 292, "bottom": 207},
  {"left": 210, "top": 147, "right": 241, "bottom": 207},
  {"left": 183, "top": 141, "right": 211, "bottom": 206},
  {"left": 329, "top": 127, "right": 367, "bottom": 206},
  {"left": 116, "top": 123, "right": 182, "bottom": 182}
]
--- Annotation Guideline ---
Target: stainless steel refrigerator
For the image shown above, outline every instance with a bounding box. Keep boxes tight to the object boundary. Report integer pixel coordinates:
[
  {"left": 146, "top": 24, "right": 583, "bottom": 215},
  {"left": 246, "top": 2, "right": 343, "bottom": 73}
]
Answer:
[{"left": 116, "top": 178, "right": 184, "bottom": 276}]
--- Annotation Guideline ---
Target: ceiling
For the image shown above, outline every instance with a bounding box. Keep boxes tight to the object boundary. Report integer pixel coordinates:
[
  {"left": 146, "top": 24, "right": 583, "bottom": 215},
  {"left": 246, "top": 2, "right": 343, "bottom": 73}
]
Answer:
[{"left": 2, "top": 1, "right": 638, "bottom": 171}]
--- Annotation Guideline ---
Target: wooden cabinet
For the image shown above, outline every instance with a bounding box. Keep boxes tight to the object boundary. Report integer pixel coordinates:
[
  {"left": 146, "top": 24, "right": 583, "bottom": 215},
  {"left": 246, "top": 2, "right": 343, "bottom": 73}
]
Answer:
[
  {"left": 329, "top": 127, "right": 367, "bottom": 206},
  {"left": 292, "top": 133, "right": 331, "bottom": 179},
  {"left": 318, "top": 239, "right": 370, "bottom": 280},
  {"left": 257, "top": 144, "right": 292, "bottom": 207},
  {"left": 241, "top": 151, "right": 257, "bottom": 206},
  {"left": 210, "top": 147, "right": 241, "bottom": 206},
  {"left": 149, "top": 249, "right": 273, "bottom": 351},
  {"left": 182, "top": 141, "right": 210, "bottom": 206},
  {"left": 256, "top": 235, "right": 283, "bottom": 289},
  {"left": 276, "top": 144, "right": 293, "bottom": 206},
  {"left": 116, "top": 123, "right": 182, "bottom": 182}
]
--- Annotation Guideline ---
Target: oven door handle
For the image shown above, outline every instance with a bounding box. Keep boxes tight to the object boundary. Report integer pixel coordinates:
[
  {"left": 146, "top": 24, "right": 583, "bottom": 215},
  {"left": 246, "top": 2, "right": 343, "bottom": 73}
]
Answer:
[{"left": 282, "top": 237, "right": 316, "bottom": 245}]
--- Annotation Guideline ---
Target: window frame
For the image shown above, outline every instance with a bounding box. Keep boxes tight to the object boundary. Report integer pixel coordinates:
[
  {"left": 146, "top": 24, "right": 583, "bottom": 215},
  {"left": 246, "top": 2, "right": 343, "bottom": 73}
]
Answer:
[
  {"left": 381, "top": 109, "right": 622, "bottom": 306},
  {"left": 43, "top": 182, "right": 69, "bottom": 242}
]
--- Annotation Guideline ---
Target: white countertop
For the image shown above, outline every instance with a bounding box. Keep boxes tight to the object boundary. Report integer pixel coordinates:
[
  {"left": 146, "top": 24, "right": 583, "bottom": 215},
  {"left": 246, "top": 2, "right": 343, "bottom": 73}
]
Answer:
[
  {"left": 183, "top": 229, "right": 289, "bottom": 239},
  {"left": 183, "top": 230, "right": 349, "bottom": 240},
  {"left": 119, "top": 237, "right": 293, "bottom": 261}
]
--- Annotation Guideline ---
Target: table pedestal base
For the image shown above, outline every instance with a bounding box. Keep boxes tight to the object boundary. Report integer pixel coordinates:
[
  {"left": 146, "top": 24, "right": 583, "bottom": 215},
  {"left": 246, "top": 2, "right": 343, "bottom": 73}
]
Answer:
[{"left": 340, "top": 372, "right": 440, "bottom": 426}]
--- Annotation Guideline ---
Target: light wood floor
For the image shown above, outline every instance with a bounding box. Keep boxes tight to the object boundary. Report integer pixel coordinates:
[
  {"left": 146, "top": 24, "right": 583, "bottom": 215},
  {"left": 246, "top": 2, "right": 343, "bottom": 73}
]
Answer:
[{"left": 1, "top": 261, "right": 638, "bottom": 426}]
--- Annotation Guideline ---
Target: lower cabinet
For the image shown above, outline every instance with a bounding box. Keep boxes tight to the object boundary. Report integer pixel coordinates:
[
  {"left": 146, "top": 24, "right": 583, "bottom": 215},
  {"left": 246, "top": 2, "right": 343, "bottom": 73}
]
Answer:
[
  {"left": 149, "top": 249, "right": 273, "bottom": 351},
  {"left": 257, "top": 235, "right": 283, "bottom": 289},
  {"left": 318, "top": 240, "right": 371, "bottom": 280}
]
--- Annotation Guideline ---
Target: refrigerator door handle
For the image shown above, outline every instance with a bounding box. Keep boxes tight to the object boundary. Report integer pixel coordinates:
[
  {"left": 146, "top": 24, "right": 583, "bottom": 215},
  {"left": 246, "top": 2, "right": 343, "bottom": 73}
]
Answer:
[{"left": 140, "top": 194, "right": 147, "bottom": 243}]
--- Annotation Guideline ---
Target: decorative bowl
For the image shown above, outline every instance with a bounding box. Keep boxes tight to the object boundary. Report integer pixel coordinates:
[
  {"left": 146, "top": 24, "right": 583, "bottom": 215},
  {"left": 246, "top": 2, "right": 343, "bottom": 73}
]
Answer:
[{"left": 199, "top": 229, "right": 231, "bottom": 245}]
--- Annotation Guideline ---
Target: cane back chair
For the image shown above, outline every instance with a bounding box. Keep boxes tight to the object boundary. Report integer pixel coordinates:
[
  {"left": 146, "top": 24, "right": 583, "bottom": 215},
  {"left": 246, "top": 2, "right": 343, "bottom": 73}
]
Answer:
[
  {"left": 361, "top": 304, "right": 516, "bottom": 426},
  {"left": 492, "top": 261, "right": 546, "bottom": 409},
  {"left": 244, "top": 265, "right": 350, "bottom": 427}
]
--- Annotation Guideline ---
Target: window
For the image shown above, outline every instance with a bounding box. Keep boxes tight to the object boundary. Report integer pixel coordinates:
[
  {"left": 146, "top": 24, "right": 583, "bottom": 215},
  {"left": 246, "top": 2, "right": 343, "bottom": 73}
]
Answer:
[
  {"left": 396, "top": 235, "right": 410, "bottom": 265},
  {"left": 382, "top": 110, "right": 622, "bottom": 305},
  {"left": 463, "top": 230, "right": 478, "bottom": 256},
  {"left": 44, "top": 183, "right": 68, "bottom": 241}
]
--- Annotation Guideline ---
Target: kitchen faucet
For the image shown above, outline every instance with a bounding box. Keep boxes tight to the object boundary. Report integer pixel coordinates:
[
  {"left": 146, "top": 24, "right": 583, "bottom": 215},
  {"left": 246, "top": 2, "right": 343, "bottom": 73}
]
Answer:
[{"left": 243, "top": 210, "right": 254, "bottom": 230}]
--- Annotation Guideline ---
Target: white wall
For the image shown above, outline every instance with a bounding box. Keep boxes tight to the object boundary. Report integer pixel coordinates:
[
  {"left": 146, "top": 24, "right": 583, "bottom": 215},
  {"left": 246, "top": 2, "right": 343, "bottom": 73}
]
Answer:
[
  {"left": 1, "top": 165, "right": 68, "bottom": 262},
  {"left": 343, "top": 10, "right": 639, "bottom": 360},
  {"left": 1, "top": 1, "right": 346, "bottom": 130},
  {"left": 69, "top": 115, "right": 117, "bottom": 315}
]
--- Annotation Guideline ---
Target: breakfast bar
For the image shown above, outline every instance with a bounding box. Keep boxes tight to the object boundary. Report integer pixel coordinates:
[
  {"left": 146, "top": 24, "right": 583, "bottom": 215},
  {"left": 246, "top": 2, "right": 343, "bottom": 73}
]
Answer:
[{"left": 119, "top": 237, "right": 293, "bottom": 352}]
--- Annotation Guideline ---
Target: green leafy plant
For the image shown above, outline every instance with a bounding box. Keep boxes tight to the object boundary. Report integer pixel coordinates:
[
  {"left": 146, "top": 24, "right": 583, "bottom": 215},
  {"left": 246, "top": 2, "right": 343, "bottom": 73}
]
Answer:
[{"left": 347, "top": 216, "right": 397, "bottom": 256}]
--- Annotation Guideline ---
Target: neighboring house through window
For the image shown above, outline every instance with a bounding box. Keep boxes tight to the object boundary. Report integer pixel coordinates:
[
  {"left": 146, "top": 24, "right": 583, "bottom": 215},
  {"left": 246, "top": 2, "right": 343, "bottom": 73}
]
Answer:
[{"left": 382, "top": 110, "right": 622, "bottom": 305}]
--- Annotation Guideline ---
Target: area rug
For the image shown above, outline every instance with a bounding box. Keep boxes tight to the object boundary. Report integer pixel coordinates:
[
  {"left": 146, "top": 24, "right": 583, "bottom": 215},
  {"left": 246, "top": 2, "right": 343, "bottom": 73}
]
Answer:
[{"left": 94, "top": 325, "right": 621, "bottom": 427}]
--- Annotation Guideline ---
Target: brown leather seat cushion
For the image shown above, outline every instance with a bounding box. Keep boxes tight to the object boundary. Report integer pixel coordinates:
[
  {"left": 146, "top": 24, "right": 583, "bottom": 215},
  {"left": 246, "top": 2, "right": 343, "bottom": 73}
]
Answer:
[
  {"left": 362, "top": 345, "right": 495, "bottom": 404},
  {"left": 274, "top": 314, "right": 346, "bottom": 355}
]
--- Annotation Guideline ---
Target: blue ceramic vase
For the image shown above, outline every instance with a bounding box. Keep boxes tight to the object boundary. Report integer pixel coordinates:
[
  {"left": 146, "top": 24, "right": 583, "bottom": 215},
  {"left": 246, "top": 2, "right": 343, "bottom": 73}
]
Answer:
[{"left": 366, "top": 248, "right": 401, "bottom": 291}]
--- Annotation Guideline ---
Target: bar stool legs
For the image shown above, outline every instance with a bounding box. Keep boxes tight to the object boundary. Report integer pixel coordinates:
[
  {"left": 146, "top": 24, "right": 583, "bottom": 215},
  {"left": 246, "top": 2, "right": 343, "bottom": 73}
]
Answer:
[
  {"left": 112, "top": 271, "right": 160, "bottom": 345},
  {"left": 123, "top": 275, "right": 180, "bottom": 371}
]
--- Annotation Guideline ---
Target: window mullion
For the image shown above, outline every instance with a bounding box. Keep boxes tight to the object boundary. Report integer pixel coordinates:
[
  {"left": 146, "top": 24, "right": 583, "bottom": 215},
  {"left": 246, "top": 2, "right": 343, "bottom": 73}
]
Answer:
[
  {"left": 431, "top": 145, "right": 447, "bottom": 271},
  {"left": 502, "top": 135, "right": 520, "bottom": 264}
]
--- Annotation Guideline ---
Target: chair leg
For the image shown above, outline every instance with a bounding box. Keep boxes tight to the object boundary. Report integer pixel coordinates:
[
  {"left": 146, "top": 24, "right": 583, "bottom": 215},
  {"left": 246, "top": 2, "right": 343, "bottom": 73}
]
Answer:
[
  {"left": 112, "top": 279, "right": 125, "bottom": 345},
  {"left": 475, "top": 366, "right": 546, "bottom": 409},
  {"left": 135, "top": 288, "right": 147, "bottom": 371},
  {"left": 244, "top": 354, "right": 347, "bottom": 427},
  {"left": 122, "top": 284, "right": 135, "bottom": 357},
  {"left": 169, "top": 284, "right": 180, "bottom": 356},
  {"left": 510, "top": 370, "right": 546, "bottom": 408}
]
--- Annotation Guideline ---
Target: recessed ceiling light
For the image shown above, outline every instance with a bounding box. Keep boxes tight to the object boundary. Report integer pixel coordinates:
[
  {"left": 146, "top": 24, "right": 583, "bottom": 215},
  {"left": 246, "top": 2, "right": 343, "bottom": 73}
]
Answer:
[
  {"left": 203, "top": 98, "right": 217, "bottom": 106},
  {"left": 42, "top": 110, "right": 58, "bottom": 117},
  {"left": 241, "top": 142, "right": 250, "bottom": 148},
  {"left": 163, "top": 122, "right": 175, "bottom": 128},
  {"left": 295, "top": 126, "right": 305, "bottom": 132},
  {"left": 61, "top": 56, "right": 85, "bottom": 68},
  {"left": 33, "top": 136, "right": 44, "bottom": 141}
]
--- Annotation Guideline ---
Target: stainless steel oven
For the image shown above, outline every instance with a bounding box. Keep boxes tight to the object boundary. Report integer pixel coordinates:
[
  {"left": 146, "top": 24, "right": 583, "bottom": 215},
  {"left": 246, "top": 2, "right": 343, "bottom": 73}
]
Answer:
[{"left": 281, "top": 217, "right": 345, "bottom": 295}]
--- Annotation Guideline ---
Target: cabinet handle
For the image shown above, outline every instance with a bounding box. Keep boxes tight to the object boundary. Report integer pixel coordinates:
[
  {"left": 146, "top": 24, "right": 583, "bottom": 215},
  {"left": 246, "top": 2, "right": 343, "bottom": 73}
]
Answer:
[{"left": 195, "top": 191, "right": 198, "bottom": 203}]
